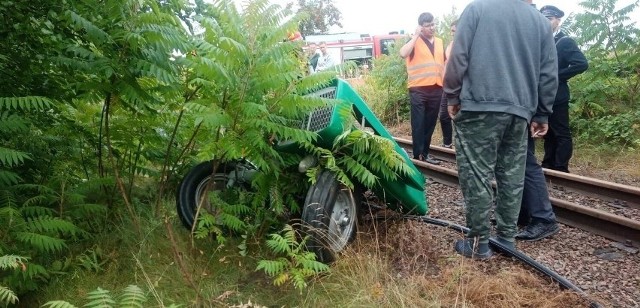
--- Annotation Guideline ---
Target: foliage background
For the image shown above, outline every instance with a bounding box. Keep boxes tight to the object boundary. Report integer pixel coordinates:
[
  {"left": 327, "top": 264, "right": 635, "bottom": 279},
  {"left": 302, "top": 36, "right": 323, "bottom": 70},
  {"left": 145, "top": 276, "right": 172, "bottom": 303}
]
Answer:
[
  {"left": 0, "top": 0, "right": 410, "bottom": 305},
  {"left": 564, "top": 0, "right": 640, "bottom": 150},
  {"left": 0, "top": 0, "right": 332, "bottom": 303}
]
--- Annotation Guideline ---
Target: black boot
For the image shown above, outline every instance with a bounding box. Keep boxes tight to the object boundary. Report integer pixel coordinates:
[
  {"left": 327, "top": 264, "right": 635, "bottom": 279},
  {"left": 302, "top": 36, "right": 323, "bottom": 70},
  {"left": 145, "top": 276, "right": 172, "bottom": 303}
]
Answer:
[
  {"left": 454, "top": 238, "right": 493, "bottom": 259},
  {"left": 515, "top": 221, "right": 560, "bottom": 241},
  {"left": 491, "top": 237, "right": 516, "bottom": 252}
]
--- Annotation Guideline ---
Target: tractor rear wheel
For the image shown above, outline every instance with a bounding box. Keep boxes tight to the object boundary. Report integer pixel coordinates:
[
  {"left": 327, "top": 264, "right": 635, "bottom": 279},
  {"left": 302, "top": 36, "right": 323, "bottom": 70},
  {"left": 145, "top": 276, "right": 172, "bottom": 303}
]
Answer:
[{"left": 176, "top": 160, "right": 254, "bottom": 230}]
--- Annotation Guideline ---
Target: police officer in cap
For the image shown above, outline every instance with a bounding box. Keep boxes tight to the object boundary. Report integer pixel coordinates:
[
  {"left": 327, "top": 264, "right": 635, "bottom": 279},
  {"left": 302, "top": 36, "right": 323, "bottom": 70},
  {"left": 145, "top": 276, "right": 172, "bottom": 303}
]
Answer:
[
  {"left": 539, "top": 5, "right": 588, "bottom": 173},
  {"left": 516, "top": 4, "right": 589, "bottom": 242}
]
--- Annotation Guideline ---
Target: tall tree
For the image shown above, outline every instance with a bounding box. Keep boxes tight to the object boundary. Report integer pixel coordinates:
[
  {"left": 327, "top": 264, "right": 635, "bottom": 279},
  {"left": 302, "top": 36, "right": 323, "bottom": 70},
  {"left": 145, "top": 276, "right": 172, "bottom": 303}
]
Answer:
[{"left": 296, "top": 0, "right": 343, "bottom": 36}]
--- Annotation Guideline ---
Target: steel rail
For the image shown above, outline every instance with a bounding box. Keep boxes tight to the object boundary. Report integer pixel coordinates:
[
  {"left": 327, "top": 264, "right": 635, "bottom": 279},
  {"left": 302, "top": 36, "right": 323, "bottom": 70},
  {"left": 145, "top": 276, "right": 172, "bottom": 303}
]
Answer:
[
  {"left": 411, "top": 159, "right": 640, "bottom": 247},
  {"left": 394, "top": 137, "right": 640, "bottom": 209}
]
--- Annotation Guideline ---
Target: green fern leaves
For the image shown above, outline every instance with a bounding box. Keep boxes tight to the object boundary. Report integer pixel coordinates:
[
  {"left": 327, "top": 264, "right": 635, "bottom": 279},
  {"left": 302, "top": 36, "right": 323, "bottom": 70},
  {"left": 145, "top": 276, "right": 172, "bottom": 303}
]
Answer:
[
  {"left": 257, "top": 260, "right": 287, "bottom": 278},
  {"left": 84, "top": 287, "right": 117, "bottom": 307},
  {"left": 0, "top": 183, "right": 93, "bottom": 295},
  {"left": 42, "top": 301, "right": 78, "bottom": 308},
  {"left": 117, "top": 285, "right": 147, "bottom": 308},
  {"left": 0, "top": 170, "right": 22, "bottom": 187},
  {"left": 257, "top": 225, "right": 329, "bottom": 289},
  {"left": 0, "top": 147, "right": 30, "bottom": 169},
  {"left": 0, "top": 96, "right": 52, "bottom": 111},
  {"left": 0, "top": 285, "right": 19, "bottom": 306},
  {"left": 43, "top": 285, "right": 147, "bottom": 308},
  {"left": 0, "top": 255, "right": 27, "bottom": 306},
  {"left": 0, "top": 97, "right": 37, "bottom": 186},
  {"left": 309, "top": 124, "right": 415, "bottom": 190},
  {"left": 14, "top": 232, "right": 67, "bottom": 254},
  {"left": 0, "top": 255, "right": 28, "bottom": 271}
]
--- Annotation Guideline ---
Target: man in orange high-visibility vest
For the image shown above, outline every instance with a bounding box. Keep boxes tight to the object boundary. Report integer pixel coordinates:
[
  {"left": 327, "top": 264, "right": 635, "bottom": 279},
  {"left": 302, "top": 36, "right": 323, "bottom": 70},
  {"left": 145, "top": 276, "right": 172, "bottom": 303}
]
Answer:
[{"left": 399, "top": 12, "right": 446, "bottom": 165}]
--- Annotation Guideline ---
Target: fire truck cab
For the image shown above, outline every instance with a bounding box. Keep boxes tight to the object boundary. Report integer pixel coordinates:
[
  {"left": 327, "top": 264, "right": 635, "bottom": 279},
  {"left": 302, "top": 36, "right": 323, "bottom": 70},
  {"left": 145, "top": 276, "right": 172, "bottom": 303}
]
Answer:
[{"left": 305, "top": 32, "right": 406, "bottom": 66}]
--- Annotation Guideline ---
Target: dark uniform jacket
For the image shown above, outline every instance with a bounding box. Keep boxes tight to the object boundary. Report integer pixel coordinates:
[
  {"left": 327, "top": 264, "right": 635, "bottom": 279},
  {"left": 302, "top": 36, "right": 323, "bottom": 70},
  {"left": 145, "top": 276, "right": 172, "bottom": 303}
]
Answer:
[{"left": 554, "top": 31, "right": 588, "bottom": 104}]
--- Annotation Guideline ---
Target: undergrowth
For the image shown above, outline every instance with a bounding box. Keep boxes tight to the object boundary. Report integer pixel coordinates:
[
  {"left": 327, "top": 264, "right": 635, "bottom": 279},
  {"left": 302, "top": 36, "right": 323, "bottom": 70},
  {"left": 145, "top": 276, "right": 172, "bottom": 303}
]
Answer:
[{"left": 21, "top": 206, "right": 591, "bottom": 308}]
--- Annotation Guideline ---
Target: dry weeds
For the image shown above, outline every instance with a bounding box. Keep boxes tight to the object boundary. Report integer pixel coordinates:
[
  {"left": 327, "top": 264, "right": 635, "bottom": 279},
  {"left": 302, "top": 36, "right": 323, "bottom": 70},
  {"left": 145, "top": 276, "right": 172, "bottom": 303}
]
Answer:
[{"left": 322, "top": 216, "right": 590, "bottom": 308}]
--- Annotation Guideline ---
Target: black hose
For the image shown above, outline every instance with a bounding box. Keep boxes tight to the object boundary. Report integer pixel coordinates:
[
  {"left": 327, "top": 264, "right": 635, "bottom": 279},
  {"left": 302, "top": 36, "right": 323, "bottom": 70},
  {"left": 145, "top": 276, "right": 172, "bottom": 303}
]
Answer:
[{"left": 404, "top": 215, "right": 603, "bottom": 308}]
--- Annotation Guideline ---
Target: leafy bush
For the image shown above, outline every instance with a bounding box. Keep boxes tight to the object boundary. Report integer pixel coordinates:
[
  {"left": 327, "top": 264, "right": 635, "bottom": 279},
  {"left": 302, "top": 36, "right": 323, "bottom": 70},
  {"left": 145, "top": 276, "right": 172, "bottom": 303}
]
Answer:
[
  {"left": 193, "top": 190, "right": 252, "bottom": 244},
  {"left": 0, "top": 255, "right": 27, "bottom": 306},
  {"left": 308, "top": 128, "right": 416, "bottom": 190},
  {"left": 0, "top": 96, "right": 108, "bottom": 297},
  {"left": 573, "top": 110, "right": 640, "bottom": 149},
  {"left": 0, "top": 96, "right": 53, "bottom": 188},
  {"left": 256, "top": 225, "right": 329, "bottom": 290},
  {"left": 358, "top": 42, "right": 410, "bottom": 126},
  {"left": 0, "top": 0, "right": 413, "bottom": 298},
  {"left": 565, "top": 0, "right": 640, "bottom": 149},
  {"left": 42, "top": 285, "right": 173, "bottom": 308},
  {"left": 0, "top": 184, "right": 106, "bottom": 295}
]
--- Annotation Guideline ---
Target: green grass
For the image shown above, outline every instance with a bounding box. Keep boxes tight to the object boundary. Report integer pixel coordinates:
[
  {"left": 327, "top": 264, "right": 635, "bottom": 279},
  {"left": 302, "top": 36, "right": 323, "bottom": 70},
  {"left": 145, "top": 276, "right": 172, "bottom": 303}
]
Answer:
[{"left": 18, "top": 209, "right": 285, "bottom": 307}]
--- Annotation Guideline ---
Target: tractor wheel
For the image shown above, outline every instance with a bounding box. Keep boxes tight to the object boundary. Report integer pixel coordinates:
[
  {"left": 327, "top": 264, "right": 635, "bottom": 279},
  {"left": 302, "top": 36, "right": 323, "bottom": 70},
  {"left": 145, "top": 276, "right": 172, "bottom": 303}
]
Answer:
[
  {"left": 176, "top": 160, "right": 254, "bottom": 230},
  {"left": 301, "top": 170, "right": 361, "bottom": 263}
]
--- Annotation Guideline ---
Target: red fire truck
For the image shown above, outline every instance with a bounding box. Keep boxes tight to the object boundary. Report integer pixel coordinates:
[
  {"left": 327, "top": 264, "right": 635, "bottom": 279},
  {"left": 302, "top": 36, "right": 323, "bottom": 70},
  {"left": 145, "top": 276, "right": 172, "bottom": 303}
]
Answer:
[{"left": 305, "top": 32, "right": 406, "bottom": 66}]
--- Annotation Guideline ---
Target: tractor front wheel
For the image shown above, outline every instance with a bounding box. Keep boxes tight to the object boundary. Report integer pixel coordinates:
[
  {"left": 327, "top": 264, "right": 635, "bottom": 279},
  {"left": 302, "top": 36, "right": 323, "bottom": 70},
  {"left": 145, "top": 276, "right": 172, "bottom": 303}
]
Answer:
[{"left": 301, "top": 170, "right": 360, "bottom": 263}]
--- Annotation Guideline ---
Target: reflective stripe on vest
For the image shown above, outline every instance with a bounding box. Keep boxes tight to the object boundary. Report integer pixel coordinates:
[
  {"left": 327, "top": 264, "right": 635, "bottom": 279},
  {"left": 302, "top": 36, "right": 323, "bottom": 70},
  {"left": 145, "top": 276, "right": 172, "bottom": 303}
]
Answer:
[{"left": 406, "top": 37, "right": 445, "bottom": 88}]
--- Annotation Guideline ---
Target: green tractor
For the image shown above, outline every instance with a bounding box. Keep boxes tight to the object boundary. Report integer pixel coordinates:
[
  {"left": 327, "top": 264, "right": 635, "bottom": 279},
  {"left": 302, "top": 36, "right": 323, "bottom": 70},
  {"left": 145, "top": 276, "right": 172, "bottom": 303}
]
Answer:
[{"left": 176, "top": 79, "right": 427, "bottom": 262}]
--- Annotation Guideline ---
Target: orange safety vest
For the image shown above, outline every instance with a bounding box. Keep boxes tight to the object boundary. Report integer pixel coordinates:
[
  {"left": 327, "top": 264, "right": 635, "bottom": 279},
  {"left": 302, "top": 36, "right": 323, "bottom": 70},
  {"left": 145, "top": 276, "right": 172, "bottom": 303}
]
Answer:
[{"left": 406, "top": 37, "right": 445, "bottom": 88}]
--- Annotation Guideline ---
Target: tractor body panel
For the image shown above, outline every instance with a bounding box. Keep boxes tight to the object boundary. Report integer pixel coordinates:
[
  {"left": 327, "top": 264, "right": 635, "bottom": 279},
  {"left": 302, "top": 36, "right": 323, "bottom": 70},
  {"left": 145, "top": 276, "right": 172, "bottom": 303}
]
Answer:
[{"left": 279, "top": 79, "right": 428, "bottom": 215}]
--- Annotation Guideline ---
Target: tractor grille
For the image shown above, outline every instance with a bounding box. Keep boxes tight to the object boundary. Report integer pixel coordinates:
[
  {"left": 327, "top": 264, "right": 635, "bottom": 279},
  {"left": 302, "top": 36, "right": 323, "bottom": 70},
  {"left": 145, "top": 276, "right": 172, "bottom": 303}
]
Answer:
[{"left": 301, "top": 87, "right": 336, "bottom": 132}]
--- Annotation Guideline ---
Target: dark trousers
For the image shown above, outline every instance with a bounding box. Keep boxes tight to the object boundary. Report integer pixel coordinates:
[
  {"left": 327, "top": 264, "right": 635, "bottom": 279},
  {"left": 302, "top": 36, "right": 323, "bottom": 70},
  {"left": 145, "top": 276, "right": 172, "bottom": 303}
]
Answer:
[
  {"left": 439, "top": 94, "right": 453, "bottom": 146},
  {"left": 542, "top": 103, "right": 572, "bottom": 172},
  {"left": 409, "top": 86, "right": 443, "bottom": 159},
  {"left": 519, "top": 135, "right": 556, "bottom": 225}
]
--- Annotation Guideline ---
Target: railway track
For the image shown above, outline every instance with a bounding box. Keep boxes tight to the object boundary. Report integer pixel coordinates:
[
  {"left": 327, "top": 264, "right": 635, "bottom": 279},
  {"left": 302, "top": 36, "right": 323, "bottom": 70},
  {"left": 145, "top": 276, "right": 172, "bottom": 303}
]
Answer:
[{"left": 392, "top": 137, "right": 640, "bottom": 247}]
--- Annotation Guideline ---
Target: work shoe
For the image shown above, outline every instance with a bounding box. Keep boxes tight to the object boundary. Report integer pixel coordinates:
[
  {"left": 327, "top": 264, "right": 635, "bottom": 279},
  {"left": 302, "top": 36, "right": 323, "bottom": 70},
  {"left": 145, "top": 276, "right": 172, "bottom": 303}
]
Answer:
[
  {"left": 454, "top": 238, "right": 493, "bottom": 259},
  {"left": 417, "top": 154, "right": 441, "bottom": 165},
  {"left": 515, "top": 222, "right": 560, "bottom": 241},
  {"left": 424, "top": 157, "right": 440, "bottom": 165}
]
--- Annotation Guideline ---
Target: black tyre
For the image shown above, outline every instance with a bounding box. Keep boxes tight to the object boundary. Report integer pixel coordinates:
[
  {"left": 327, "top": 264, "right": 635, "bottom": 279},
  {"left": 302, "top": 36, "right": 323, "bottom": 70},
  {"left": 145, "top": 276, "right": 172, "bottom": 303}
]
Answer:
[
  {"left": 301, "top": 170, "right": 360, "bottom": 263},
  {"left": 176, "top": 160, "right": 255, "bottom": 229}
]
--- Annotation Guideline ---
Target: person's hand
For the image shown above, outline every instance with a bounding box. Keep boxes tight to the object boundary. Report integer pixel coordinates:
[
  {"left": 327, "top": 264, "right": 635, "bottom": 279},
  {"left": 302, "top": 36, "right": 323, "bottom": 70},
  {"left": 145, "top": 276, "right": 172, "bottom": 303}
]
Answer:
[
  {"left": 414, "top": 26, "right": 422, "bottom": 38},
  {"left": 530, "top": 122, "right": 548, "bottom": 138},
  {"left": 448, "top": 105, "right": 461, "bottom": 119}
]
